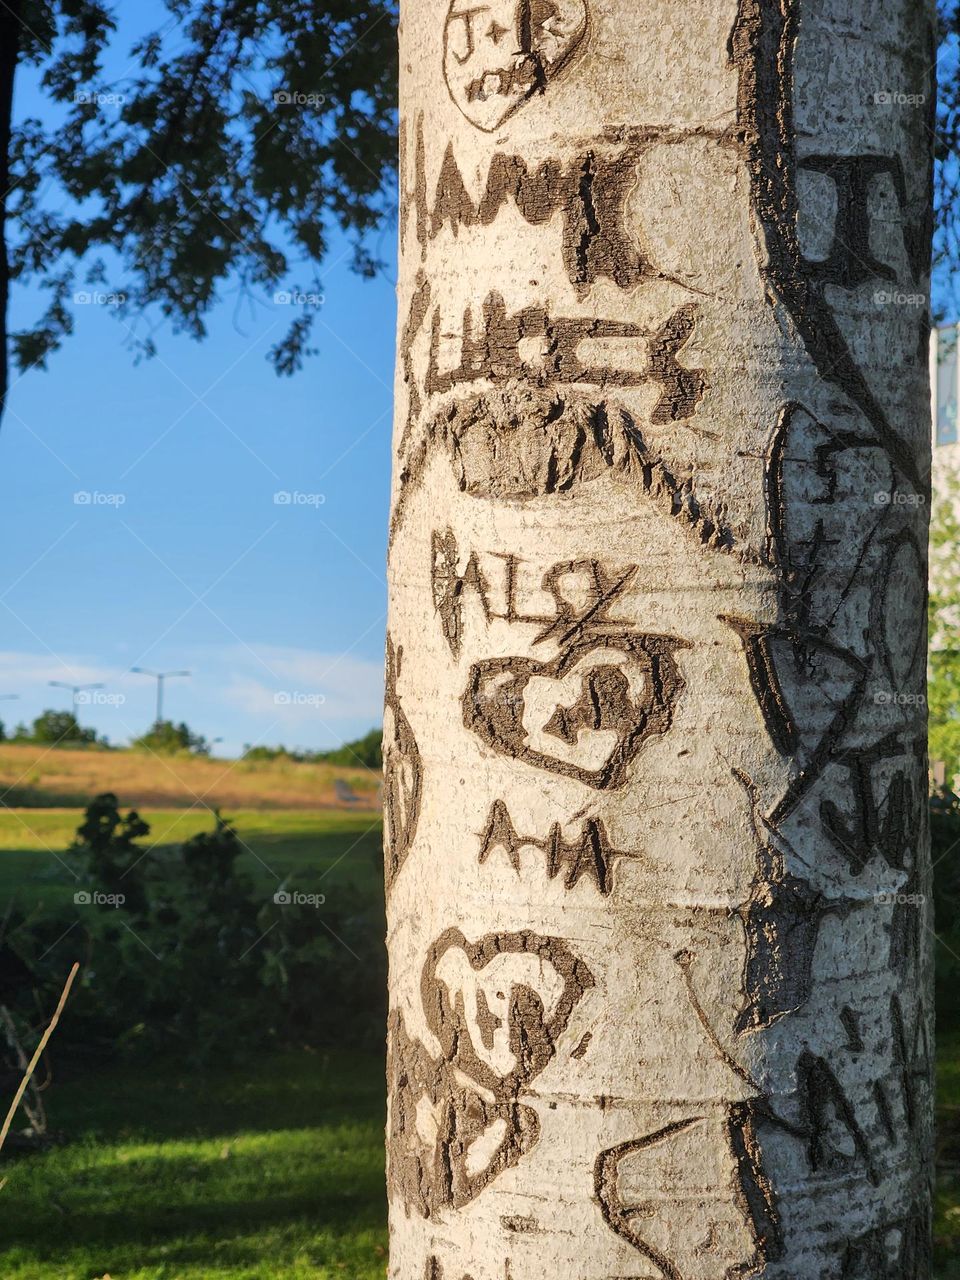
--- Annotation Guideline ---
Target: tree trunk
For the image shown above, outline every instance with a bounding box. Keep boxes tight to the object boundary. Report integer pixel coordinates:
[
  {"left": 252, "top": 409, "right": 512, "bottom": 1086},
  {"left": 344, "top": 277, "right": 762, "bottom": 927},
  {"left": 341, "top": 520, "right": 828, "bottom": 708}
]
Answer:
[{"left": 385, "top": 2, "right": 936, "bottom": 1276}]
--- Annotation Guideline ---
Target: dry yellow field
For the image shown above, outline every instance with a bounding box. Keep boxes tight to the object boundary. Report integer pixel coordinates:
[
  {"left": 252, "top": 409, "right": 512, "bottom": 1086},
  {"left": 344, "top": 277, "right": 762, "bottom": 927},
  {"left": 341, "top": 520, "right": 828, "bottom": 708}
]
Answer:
[{"left": 0, "top": 742, "right": 380, "bottom": 810}]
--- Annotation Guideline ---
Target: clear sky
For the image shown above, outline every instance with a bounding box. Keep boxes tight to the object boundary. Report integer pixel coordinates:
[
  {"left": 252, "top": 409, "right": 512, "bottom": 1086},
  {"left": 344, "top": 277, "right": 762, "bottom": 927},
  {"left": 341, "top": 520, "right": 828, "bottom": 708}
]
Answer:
[{"left": 0, "top": 4, "right": 396, "bottom": 756}]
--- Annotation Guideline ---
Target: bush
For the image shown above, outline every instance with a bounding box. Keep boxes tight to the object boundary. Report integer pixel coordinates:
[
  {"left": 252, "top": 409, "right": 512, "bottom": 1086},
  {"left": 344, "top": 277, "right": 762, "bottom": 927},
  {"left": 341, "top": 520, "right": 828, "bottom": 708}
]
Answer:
[
  {"left": 17, "top": 710, "right": 99, "bottom": 746},
  {"left": 933, "top": 789, "right": 960, "bottom": 1013},
  {"left": 2, "top": 795, "right": 385, "bottom": 1068},
  {"left": 241, "top": 729, "right": 383, "bottom": 768},
  {"left": 132, "top": 719, "right": 209, "bottom": 755},
  {"left": 316, "top": 728, "right": 382, "bottom": 769}
]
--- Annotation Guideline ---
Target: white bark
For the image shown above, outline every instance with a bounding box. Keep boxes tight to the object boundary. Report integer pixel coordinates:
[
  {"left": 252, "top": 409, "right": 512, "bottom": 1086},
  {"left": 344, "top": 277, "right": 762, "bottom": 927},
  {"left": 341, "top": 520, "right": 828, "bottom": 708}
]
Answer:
[{"left": 385, "top": 2, "right": 936, "bottom": 1276}]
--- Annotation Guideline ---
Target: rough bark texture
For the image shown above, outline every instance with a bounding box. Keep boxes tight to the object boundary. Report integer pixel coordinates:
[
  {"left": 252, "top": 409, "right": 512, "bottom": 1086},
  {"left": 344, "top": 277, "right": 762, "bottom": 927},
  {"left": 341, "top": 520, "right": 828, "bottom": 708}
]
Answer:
[{"left": 385, "top": 2, "right": 936, "bottom": 1276}]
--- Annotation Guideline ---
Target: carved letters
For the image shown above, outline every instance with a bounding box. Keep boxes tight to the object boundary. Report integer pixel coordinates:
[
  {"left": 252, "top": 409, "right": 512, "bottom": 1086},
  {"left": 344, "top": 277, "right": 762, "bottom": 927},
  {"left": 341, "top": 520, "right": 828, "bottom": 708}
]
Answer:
[{"left": 479, "top": 798, "right": 637, "bottom": 894}]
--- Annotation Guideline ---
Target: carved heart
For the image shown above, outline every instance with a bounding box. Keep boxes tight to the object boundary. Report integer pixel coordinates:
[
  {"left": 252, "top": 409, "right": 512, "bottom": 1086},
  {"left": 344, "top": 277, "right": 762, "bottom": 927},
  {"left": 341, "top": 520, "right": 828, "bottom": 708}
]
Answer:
[
  {"left": 462, "top": 633, "right": 687, "bottom": 789},
  {"left": 388, "top": 929, "right": 594, "bottom": 1216},
  {"left": 443, "top": 0, "right": 589, "bottom": 133}
]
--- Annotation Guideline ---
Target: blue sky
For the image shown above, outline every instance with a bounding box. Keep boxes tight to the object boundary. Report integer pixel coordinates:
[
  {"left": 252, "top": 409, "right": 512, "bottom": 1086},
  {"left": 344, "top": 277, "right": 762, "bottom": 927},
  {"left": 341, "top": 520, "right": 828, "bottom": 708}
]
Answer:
[{"left": 0, "top": 5, "right": 396, "bottom": 756}]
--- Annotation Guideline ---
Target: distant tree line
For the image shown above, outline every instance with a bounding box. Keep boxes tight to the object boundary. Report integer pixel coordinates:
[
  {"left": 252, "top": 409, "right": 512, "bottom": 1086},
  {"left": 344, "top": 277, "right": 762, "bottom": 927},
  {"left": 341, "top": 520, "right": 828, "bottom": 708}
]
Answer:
[
  {"left": 0, "top": 713, "right": 382, "bottom": 763},
  {"left": 242, "top": 728, "right": 382, "bottom": 769},
  {"left": 0, "top": 709, "right": 104, "bottom": 746}
]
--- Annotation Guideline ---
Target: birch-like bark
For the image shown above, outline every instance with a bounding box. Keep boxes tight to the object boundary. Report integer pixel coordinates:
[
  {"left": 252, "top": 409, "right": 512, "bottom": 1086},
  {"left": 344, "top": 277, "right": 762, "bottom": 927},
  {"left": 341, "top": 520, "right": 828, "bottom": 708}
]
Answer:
[{"left": 385, "top": 3, "right": 936, "bottom": 1276}]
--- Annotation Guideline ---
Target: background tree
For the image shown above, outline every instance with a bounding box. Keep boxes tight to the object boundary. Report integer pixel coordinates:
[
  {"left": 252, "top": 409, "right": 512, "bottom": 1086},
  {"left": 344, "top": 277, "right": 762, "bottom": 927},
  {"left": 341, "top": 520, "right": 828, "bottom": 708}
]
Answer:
[
  {"left": 27, "top": 708, "right": 97, "bottom": 745},
  {"left": 0, "top": 0, "right": 398, "bottom": 418},
  {"left": 132, "top": 718, "right": 208, "bottom": 755}
]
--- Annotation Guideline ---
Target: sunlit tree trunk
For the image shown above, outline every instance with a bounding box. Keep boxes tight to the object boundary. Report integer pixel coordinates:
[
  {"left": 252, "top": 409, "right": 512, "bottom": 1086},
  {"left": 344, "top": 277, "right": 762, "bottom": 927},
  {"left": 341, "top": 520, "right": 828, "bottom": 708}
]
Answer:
[{"left": 385, "top": 2, "right": 936, "bottom": 1275}]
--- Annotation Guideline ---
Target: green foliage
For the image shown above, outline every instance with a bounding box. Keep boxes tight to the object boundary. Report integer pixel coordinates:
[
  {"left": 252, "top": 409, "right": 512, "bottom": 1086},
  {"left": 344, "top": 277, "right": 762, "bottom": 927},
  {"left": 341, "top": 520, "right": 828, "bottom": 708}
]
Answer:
[
  {"left": 930, "top": 462, "right": 960, "bottom": 777},
  {"left": 22, "top": 709, "right": 98, "bottom": 745},
  {"left": 242, "top": 728, "right": 382, "bottom": 768},
  {"left": 4, "top": 1, "right": 399, "bottom": 389},
  {"left": 933, "top": 790, "right": 960, "bottom": 1015},
  {"left": 317, "top": 728, "right": 382, "bottom": 769},
  {"left": 242, "top": 743, "right": 299, "bottom": 762},
  {"left": 2, "top": 794, "right": 385, "bottom": 1066},
  {"left": 132, "top": 718, "right": 208, "bottom": 755},
  {"left": 69, "top": 790, "right": 150, "bottom": 913}
]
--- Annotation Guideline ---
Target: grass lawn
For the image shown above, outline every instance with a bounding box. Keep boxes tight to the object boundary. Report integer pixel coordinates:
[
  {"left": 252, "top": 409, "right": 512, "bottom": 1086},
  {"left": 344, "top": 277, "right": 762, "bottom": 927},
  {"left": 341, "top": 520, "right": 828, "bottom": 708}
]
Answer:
[
  {"left": 0, "top": 1050, "right": 388, "bottom": 1280},
  {"left": 0, "top": 807, "right": 384, "bottom": 913}
]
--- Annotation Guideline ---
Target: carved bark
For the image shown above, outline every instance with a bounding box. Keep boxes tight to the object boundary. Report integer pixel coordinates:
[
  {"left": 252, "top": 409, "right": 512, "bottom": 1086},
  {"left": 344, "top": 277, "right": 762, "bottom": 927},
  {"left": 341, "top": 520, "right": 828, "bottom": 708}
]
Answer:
[{"left": 385, "top": 3, "right": 935, "bottom": 1276}]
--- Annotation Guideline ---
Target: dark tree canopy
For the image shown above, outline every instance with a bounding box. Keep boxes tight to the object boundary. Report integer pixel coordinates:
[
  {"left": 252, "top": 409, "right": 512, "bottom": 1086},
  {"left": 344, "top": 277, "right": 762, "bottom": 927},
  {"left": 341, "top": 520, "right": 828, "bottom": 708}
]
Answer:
[{"left": 0, "top": 0, "right": 398, "bottom": 411}]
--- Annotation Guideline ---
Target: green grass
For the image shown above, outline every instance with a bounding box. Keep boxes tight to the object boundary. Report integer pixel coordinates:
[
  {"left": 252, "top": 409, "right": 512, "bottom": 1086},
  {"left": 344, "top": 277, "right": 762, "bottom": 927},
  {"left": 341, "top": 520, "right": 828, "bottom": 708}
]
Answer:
[
  {"left": 0, "top": 1050, "right": 388, "bottom": 1280},
  {"left": 937, "top": 1028, "right": 960, "bottom": 1276},
  {"left": 0, "top": 807, "right": 384, "bottom": 912},
  {"left": 0, "top": 1037, "right": 958, "bottom": 1278}
]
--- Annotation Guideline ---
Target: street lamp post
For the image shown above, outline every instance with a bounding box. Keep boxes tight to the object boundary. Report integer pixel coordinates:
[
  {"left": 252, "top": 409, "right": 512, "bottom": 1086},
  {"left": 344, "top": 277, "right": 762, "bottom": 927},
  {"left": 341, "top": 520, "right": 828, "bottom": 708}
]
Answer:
[
  {"left": 48, "top": 681, "right": 104, "bottom": 717},
  {"left": 130, "top": 668, "right": 191, "bottom": 727}
]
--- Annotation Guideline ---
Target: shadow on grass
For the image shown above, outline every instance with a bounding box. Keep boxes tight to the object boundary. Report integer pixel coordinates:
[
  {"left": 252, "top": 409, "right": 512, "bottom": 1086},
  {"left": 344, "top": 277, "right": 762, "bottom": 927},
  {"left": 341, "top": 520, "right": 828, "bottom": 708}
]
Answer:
[
  {"left": 0, "top": 1050, "right": 388, "bottom": 1273},
  {"left": 42, "top": 1049, "right": 386, "bottom": 1143}
]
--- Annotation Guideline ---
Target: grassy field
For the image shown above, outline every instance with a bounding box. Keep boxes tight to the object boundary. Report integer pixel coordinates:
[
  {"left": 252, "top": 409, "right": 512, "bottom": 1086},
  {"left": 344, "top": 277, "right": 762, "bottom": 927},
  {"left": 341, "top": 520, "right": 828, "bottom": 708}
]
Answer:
[
  {"left": 0, "top": 760, "right": 958, "bottom": 1275},
  {"left": 0, "top": 1050, "right": 388, "bottom": 1280},
  {"left": 0, "top": 806, "right": 383, "bottom": 911},
  {"left": 0, "top": 742, "right": 380, "bottom": 810}
]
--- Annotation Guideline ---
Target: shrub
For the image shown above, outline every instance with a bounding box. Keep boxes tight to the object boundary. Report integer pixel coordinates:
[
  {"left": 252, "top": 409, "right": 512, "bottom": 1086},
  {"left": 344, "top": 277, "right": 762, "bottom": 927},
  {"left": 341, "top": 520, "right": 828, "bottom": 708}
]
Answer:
[{"left": 2, "top": 795, "right": 385, "bottom": 1067}]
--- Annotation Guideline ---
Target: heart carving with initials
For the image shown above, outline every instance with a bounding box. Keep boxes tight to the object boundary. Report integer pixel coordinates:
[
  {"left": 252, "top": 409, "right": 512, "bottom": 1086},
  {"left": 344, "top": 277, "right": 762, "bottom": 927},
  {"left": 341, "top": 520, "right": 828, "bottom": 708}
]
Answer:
[
  {"left": 443, "top": 0, "right": 589, "bottom": 133},
  {"left": 462, "top": 633, "right": 688, "bottom": 789},
  {"left": 388, "top": 929, "right": 594, "bottom": 1216}
]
